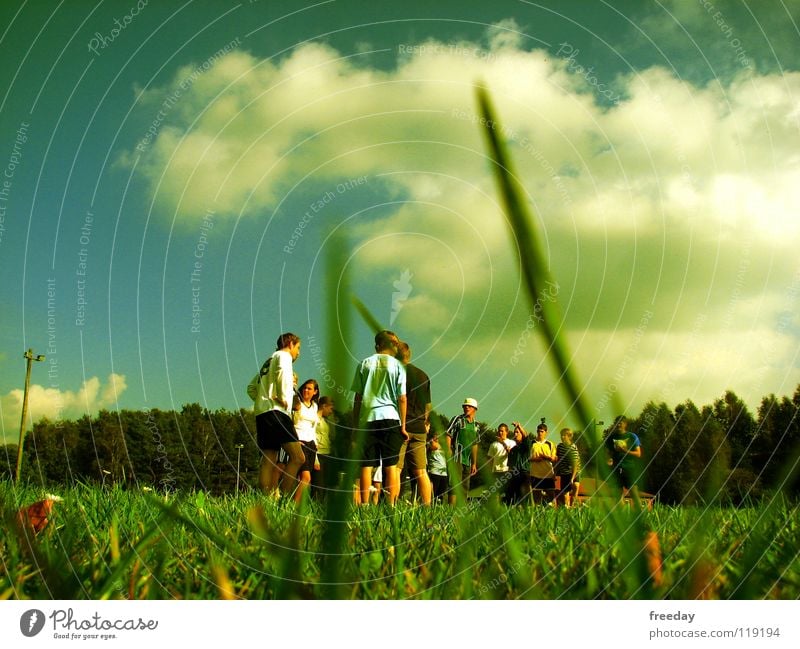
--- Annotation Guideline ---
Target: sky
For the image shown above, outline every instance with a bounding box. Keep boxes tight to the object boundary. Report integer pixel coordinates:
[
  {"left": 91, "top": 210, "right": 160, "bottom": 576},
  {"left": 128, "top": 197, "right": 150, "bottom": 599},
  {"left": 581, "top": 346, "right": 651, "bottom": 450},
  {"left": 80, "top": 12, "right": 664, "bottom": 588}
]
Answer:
[{"left": 1, "top": 0, "right": 799, "bottom": 444}]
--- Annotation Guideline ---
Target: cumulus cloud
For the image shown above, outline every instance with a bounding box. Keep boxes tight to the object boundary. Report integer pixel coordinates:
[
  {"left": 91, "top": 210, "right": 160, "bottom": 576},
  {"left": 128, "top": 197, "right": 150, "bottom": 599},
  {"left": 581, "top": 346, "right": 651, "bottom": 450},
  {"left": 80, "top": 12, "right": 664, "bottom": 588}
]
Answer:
[
  {"left": 124, "top": 26, "right": 800, "bottom": 416},
  {"left": 1, "top": 374, "right": 128, "bottom": 444}
]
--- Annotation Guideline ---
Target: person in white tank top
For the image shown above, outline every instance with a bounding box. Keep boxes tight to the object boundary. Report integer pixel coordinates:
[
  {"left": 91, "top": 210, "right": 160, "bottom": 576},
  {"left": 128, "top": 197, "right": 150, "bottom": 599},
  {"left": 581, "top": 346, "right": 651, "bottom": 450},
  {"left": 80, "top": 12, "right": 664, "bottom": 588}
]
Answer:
[{"left": 292, "top": 379, "right": 319, "bottom": 503}]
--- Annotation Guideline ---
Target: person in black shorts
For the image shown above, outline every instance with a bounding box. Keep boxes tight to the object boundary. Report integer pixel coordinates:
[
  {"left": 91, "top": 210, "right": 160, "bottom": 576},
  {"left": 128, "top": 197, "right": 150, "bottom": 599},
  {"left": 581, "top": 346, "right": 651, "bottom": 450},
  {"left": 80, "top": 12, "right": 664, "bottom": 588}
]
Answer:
[
  {"left": 396, "top": 341, "right": 433, "bottom": 505},
  {"left": 351, "top": 330, "right": 408, "bottom": 505},
  {"left": 248, "top": 333, "right": 304, "bottom": 496}
]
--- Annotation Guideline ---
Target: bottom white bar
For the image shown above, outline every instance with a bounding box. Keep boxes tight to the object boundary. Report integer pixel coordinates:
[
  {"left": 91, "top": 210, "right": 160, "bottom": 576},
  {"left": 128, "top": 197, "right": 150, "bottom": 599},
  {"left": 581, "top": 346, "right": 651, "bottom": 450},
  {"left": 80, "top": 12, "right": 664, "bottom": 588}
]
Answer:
[{"left": 1, "top": 600, "right": 797, "bottom": 647}]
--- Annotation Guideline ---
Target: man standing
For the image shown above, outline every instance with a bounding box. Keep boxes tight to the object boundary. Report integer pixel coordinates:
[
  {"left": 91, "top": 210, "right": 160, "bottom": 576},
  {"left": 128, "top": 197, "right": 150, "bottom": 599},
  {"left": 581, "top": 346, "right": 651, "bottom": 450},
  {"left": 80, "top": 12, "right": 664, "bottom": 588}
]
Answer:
[
  {"left": 446, "top": 398, "right": 480, "bottom": 505},
  {"left": 351, "top": 330, "right": 408, "bottom": 505},
  {"left": 487, "top": 423, "right": 515, "bottom": 499},
  {"left": 529, "top": 421, "right": 557, "bottom": 504},
  {"left": 248, "top": 333, "right": 304, "bottom": 496},
  {"left": 605, "top": 415, "right": 643, "bottom": 500},
  {"left": 396, "top": 341, "right": 433, "bottom": 505}
]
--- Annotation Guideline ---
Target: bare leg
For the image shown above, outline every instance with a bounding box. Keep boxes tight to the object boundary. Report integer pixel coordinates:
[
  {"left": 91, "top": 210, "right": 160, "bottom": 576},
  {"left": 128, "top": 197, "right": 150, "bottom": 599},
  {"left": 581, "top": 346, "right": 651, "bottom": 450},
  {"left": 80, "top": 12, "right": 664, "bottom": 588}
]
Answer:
[
  {"left": 384, "top": 465, "right": 400, "bottom": 505},
  {"left": 413, "top": 469, "right": 432, "bottom": 506},
  {"left": 270, "top": 463, "right": 286, "bottom": 492},
  {"left": 259, "top": 450, "right": 279, "bottom": 494},
  {"left": 448, "top": 467, "right": 460, "bottom": 506},
  {"left": 371, "top": 482, "right": 381, "bottom": 504},
  {"left": 360, "top": 467, "right": 373, "bottom": 505},
  {"left": 295, "top": 470, "right": 311, "bottom": 503},
  {"left": 281, "top": 441, "right": 304, "bottom": 497}
]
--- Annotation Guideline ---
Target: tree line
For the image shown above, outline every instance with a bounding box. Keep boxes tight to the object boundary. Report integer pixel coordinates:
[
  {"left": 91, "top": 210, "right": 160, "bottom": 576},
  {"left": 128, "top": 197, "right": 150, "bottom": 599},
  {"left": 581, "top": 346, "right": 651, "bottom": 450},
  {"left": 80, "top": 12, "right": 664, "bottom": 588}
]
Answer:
[{"left": 2, "top": 386, "right": 798, "bottom": 504}]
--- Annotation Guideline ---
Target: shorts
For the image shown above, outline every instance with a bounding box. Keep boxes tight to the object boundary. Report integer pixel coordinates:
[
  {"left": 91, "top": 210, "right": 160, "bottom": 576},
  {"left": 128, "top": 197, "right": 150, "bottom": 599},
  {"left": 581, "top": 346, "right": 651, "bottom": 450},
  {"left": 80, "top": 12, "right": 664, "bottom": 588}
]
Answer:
[
  {"left": 430, "top": 473, "right": 448, "bottom": 501},
  {"left": 450, "top": 463, "right": 472, "bottom": 494},
  {"left": 256, "top": 410, "right": 298, "bottom": 451},
  {"left": 557, "top": 474, "right": 580, "bottom": 497},
  {"left": 530, "top": 476, "right": 555, "bottom": 491},
  {"left": 362, "top": 419, "right": 404, "bottom": 468},
  {"left": 505, "top": 471, "right": 531, "bottom": 504},
  {"left": 299, "top": 440, "right": 317, "bottom": 474},
  {"left": 400, "top": 433, "right": 427, "bottom": 472},
  {"left": 492, "top": 471, "right": 513, "bottom": 491},
  {"left": 613, "top": 464, "right": 640, "bottom": 489}
]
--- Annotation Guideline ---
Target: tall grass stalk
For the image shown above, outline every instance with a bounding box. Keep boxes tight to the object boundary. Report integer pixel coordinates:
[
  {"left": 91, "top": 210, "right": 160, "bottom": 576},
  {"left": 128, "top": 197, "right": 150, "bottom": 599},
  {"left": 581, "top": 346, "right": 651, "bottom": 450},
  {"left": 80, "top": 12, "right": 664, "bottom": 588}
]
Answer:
[
  {"left": 319, "top": 227, "right": 357, "bottom": 597},
  {"left": 476, "top": 85, "right": 658, "bottom": 597}
]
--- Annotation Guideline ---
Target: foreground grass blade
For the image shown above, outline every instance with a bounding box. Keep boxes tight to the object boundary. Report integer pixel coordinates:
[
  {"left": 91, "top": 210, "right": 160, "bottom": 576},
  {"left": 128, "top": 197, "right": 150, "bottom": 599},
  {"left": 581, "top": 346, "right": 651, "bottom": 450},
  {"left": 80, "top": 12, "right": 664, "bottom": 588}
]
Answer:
[
  {"left": 476, "top": 84, "right": 594, "bottom": 436},
  {"left": 476, "top": 84, "right": 659, "bottom": 598}
]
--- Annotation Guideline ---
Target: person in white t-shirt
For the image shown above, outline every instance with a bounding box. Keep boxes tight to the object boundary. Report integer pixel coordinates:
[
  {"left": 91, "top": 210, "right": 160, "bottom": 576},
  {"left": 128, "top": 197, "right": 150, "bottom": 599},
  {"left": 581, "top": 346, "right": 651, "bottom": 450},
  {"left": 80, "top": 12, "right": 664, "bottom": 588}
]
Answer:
[
  {"left": 487, "top": 423, "right": 516, "bottom": 499},
  {"left": 351, "top": 330, "right": 408, "bottom": 505},
  {"left": 248, "top": 333, "right": 304, "bottom": 497}
]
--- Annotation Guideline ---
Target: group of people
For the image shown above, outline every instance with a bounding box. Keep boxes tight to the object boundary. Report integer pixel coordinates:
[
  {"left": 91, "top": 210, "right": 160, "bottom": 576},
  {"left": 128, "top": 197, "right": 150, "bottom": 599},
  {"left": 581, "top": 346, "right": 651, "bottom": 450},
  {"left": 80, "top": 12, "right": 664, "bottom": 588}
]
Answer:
[{"left": 248, "top": 330, "right": 643, "bottom": 506}]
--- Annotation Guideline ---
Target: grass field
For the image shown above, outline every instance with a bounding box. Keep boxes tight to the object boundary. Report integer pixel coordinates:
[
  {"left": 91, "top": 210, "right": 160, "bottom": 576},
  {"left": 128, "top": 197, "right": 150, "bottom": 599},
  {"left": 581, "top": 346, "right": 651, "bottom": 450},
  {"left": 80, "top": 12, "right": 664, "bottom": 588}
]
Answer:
[
  {"left": 3, "top": 481, "right": 799, "bottom": 600},
  {"left": 4, "top": 88, "right": 798, "bottom": 602}
]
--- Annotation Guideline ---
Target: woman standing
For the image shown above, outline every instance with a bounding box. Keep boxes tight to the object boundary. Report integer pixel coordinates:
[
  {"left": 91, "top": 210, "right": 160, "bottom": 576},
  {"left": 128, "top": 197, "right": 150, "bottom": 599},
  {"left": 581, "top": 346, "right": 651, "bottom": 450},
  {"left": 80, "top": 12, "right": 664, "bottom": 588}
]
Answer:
[{"left": 292, "top": 379, "right": 320, "bottom": 503}]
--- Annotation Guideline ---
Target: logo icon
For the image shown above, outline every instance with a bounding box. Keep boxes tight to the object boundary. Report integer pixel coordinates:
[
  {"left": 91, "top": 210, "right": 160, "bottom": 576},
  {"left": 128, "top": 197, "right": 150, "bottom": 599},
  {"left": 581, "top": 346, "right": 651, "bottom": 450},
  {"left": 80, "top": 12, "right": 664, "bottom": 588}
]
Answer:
[
  {"left": 20, "top": 609, "right": 46, "bottom": 637},
  {"left": 390, "top": 269, "right": 413, "bottom": 325}
]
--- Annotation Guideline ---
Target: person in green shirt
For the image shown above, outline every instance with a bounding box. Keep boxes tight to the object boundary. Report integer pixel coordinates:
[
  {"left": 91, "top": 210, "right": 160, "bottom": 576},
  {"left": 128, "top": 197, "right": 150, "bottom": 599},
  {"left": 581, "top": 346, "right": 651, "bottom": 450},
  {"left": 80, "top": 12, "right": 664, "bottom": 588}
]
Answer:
[
  {"left": 605, "top": 415, "right": 643, "bottom": 500},
  {"left": 446, "top": 397, "right": 480, "bottom": 505}
]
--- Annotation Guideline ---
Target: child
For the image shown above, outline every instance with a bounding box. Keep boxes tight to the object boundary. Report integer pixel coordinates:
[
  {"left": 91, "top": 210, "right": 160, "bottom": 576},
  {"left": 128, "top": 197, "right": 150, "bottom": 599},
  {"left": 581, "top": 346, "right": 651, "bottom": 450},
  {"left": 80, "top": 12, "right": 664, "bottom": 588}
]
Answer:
[
  {"left": 555, "top": 428, "right": 581, "bottom": 508},
  {"left": 427, "top": 437, "right": 448, "bottom": 503}
]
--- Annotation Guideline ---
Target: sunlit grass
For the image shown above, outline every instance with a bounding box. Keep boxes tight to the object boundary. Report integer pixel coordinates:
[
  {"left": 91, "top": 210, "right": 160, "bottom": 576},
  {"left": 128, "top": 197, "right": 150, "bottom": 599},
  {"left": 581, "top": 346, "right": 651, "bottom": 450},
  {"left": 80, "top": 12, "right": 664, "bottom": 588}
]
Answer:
[
  {"left": 3, "top": 86, "right": 799, "bottom": 601},
  {"left": 3, "top": 482, "right": 799, "bottom": 599}
]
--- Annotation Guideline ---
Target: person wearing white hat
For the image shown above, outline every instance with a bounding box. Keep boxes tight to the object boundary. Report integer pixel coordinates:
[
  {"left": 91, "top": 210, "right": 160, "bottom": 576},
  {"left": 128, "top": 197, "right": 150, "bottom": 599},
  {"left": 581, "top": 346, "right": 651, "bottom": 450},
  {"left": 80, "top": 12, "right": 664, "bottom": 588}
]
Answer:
[{"left": 446, "top": 397, "right": 480, "bottom": 504}]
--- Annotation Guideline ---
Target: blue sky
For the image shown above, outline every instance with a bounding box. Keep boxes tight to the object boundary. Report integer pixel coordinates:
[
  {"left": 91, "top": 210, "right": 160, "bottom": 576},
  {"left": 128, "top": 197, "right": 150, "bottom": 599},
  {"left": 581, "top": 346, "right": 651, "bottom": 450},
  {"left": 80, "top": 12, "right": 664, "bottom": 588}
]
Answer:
[{"left": 1, "top": 0, "right": 799, "bottom": 442}]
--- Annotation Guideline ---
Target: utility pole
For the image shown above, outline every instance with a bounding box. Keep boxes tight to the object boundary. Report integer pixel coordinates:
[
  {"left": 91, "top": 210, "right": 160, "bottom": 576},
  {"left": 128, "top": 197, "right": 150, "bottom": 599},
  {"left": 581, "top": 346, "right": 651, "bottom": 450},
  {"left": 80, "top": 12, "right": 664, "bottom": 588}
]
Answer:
[
  {"left": 15, "top": 348, "right": 45, "bottom": 484},
  {"left": 235, "top": 443, "right": 245, "bottom": 493}
]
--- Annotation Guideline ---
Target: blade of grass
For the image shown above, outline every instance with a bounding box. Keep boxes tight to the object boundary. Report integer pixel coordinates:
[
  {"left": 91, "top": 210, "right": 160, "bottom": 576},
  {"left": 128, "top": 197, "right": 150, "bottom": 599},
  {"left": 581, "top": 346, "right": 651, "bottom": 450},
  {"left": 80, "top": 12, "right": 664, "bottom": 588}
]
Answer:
[
  {"left": 476, "top": 83, "right": 656, "bottom": 598},
  {"left": 319, "top": 227, "right": 357, "bottom": 598},
  {"left": 475, "top": 84, "right": 593, "bottom": 435},
  {"left": 351, "top": 294, "right": 384, "bottom": 334}
]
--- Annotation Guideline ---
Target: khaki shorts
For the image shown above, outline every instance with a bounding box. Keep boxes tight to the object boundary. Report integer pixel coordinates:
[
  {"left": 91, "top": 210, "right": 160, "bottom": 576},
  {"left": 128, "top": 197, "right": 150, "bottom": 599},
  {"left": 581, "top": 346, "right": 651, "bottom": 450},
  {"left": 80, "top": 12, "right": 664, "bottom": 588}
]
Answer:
[{"left": 397, "top": 433, "right": 427, "bottom": 472}]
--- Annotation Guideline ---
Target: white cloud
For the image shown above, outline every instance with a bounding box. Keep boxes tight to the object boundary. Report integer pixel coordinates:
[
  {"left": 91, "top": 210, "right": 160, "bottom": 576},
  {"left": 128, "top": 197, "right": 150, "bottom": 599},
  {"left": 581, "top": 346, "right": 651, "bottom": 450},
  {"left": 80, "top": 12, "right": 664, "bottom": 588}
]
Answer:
[
  {"left": 126, "top": 37, "right": 800, "bottom": 250},
  {"left": 1, "top": 374, "right": 128, "bottom": 443},
  {"left": 124, "top": 28, "right": 800, "bottom": 419}
]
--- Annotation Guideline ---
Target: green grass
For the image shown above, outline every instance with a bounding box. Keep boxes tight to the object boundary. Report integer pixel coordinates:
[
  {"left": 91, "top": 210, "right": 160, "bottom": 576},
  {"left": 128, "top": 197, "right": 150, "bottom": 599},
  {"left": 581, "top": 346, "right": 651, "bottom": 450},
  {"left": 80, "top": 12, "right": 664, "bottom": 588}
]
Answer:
[
  {"left": 2, "top": 481, "right": 799, "bottom": 599},
  {"left": 5, "top": 86, "right": 798, "bottom": 602}
]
